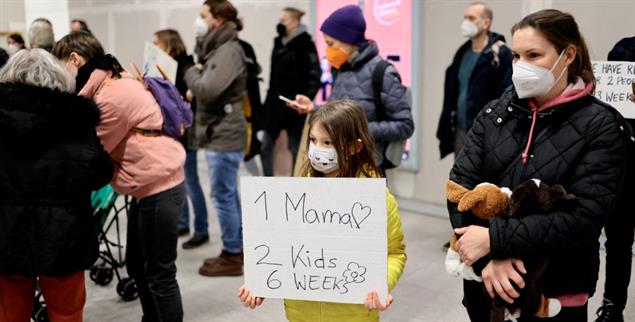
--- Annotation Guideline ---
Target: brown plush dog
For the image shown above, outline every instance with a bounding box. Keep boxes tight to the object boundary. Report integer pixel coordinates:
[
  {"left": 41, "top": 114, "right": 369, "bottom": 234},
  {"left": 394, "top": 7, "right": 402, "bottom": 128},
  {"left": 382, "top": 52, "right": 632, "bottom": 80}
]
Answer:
[
  {"left": 446, "top": 179, "right": 575, "bottom": 322},
  {"left": 446, "top": 180, "right": 511, "bottom": 252}
]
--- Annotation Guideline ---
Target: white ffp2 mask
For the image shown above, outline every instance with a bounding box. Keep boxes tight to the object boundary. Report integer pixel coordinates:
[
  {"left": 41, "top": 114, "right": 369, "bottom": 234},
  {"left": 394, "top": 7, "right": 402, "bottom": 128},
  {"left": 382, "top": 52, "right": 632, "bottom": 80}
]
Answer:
[
  {"left": 461, "top": 20, "right": 480, "bottom": 38},
  {"left": 308, "top": 142, "right": 339, "bottom": 174},
  {"left": 512, "top": 50, "right": 568, "bottom": 99},
  {"left": 193, "top": 17, "right": 209, "bottom": 38}
]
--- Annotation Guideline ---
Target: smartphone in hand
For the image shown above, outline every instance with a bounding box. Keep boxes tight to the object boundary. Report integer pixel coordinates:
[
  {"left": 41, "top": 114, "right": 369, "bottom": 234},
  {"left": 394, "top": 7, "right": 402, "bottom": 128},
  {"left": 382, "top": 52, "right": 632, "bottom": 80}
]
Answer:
[{"left": 278, "top": 95, "right": 305, "bottom": 109}]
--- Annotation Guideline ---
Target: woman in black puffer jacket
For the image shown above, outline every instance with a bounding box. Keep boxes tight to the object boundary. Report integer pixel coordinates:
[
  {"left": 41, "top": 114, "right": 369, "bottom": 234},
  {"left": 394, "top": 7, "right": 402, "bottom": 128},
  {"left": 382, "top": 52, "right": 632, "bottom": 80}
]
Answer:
[
  {"left": 0, "top": 49, "right": 112, "bottom": 322},
  {"left": 449, "top": 10, "right": 632, "bottom": 322}
]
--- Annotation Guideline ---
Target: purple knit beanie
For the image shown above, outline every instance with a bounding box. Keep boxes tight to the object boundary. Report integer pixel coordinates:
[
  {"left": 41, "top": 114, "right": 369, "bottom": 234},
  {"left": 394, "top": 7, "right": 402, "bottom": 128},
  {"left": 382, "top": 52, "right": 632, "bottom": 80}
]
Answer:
[{"left": 320, "top": 5, "right": 366, "bottom": 46}]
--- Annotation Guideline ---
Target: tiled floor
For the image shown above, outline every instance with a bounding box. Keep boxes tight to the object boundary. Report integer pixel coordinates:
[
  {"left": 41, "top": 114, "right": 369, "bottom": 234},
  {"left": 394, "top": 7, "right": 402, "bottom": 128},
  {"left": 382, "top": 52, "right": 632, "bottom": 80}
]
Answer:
[{"left": 82, "top": 155, "right": 635, "bottom": 322}]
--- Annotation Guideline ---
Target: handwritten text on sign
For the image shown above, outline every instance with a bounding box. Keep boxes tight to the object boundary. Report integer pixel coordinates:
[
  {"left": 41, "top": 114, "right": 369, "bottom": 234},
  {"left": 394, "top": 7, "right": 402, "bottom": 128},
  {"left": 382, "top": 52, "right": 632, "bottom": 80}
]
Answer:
[
  {"left": 592, "top": 61, "right": 635, "bottom": 118},
  {"left": 241, "top": 177, "right": 387, "bottom": 304}
]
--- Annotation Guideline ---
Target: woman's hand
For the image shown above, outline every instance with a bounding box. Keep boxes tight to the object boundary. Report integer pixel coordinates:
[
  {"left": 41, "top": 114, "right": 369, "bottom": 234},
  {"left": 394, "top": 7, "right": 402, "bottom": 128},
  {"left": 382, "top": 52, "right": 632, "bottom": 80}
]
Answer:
[
  {"left": 185, "top": 89, "right": 194, "bottom": 102},
  {"left": 287, "top": 94, "right": 314, "bottom": 114},
  {"left": 482, "top": 259, "right": 526, "bottom": 304},
  {"left": 194, "top": 63, "right": 204, "bottom": 71},
  {"left": 454, "top": 225, "right": 490, "bottom": 266},
  {"left": 364, "top": 291, "right": 393, "bottom": 312},
  {"left": 237, "top": 285, "right": 265, "bottom": 309}
]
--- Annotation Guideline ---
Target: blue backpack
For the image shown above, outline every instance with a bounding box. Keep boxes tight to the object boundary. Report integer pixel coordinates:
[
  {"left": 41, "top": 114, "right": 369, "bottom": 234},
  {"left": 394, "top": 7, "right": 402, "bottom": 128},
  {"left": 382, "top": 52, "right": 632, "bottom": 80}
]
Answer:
[{"left": 132, "top": 64, "right": 193, "bottom": 138}]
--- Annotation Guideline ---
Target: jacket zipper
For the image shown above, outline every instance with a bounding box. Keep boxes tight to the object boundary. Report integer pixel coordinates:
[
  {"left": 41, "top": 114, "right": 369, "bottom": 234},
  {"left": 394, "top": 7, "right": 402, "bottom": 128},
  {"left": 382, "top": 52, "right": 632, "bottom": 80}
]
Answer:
[{"left": 496, "top": 105, "right": 552, "bottom": 183}]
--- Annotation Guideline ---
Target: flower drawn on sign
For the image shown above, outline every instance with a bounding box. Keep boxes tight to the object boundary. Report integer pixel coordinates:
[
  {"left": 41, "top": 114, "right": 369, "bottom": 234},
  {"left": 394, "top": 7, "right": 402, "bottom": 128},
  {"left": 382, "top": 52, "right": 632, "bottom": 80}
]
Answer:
[
  {"left": 373, "top": 0, "right": 403, "bottom": 26},
  {"left": 342, "top": 262, "right": 367, "bottom": 284}
]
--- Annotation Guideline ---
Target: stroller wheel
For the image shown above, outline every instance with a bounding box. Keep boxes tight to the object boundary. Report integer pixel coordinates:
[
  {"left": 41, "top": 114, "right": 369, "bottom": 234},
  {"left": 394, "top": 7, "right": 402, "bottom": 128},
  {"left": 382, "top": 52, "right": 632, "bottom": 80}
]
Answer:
[
  {"left": 32, "top": 305, "right": 50, "bottom": 322},
  {"left": 90, "top": 266, "right": 114, "bottom": 286},
  {"left": 117, "top": 278, "right": 139, "bottom": 302}
]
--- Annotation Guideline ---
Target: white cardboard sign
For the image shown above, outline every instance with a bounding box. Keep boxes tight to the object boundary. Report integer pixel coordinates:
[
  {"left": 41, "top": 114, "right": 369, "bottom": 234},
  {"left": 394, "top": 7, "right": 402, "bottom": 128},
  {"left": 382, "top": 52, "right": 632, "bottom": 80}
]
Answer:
[
  {"left": 241, "top": 177, "right": 388, "bottom": 304},
  {"left": 142, "top": 41, "right": 178, "bottom": 85},
  {"left": 592, "top": 61, "right": 635, "bottom": 119}
]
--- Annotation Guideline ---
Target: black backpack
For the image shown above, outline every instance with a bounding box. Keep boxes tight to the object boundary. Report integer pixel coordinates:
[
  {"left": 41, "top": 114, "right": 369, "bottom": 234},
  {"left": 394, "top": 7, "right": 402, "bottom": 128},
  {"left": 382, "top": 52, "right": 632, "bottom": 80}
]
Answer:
[
  {"left": 238, "top": 39, "right": 263, "bottom": 161},
  {"left": 372, "top": 60, "right": 411, "bottom": 169}
]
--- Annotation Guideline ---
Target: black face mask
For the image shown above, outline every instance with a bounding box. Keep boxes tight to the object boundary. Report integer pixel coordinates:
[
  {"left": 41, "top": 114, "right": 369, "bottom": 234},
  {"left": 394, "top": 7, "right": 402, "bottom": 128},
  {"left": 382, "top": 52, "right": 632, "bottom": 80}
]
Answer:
[{"left": 276, "top": 23, "right": 286, "bottom": 37}]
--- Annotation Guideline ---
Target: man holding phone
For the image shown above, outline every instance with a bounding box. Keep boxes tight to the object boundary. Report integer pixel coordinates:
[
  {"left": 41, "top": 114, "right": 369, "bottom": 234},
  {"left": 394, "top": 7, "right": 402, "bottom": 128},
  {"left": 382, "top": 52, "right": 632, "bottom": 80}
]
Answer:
[{"left": 261, "top": 7, "right": 321, "bottom": 176}]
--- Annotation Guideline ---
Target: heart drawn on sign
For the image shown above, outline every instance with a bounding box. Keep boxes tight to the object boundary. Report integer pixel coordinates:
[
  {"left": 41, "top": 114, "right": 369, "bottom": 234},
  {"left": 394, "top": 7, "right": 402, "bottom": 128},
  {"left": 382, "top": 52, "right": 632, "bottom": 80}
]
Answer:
[{"left": 351, "top": 202, "right": 372, "bottom": 229}]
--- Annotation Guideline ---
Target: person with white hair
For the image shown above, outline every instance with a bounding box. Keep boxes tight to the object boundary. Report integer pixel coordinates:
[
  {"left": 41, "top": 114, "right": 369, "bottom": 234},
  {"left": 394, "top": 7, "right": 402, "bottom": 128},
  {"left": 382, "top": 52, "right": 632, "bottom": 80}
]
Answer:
[
  {"left": 0, "top": 49, "right": 112, "bottom": 322},
  {"left": 28, "top": 18, "right": 55, "bottom": 52}
]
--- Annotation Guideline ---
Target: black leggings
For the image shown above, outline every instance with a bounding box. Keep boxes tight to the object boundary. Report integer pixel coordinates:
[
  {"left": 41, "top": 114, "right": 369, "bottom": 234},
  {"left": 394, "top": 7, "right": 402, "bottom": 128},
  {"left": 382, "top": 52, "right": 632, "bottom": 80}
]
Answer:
[
  {"left": 602, "top": 205, "right": 635, "bottom": 310},
  {"left": 127, "top": 183, "right": 185, "bottom": 322},
  {"left": 463, "top": 280, "right": 588, "bottom": 322}
]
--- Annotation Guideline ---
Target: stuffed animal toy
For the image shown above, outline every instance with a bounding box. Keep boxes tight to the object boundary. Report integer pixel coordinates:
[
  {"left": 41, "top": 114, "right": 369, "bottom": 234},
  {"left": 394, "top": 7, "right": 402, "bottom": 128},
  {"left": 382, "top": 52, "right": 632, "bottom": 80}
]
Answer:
[
  {"left": 446, "top": 179, "right": 575, "bottom": 322},
  {"left": 445, "top": 180, "right": 512, "bottom": 281}
]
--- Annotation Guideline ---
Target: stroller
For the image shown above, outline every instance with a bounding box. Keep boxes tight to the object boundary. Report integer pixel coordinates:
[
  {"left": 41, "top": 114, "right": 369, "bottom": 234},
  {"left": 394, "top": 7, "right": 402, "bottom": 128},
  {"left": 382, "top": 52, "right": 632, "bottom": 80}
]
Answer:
[
  {"left": 32, "top": 185, "right": 138, "bottom": 322},
  {"left": 88, "top": 184, "right": 138, "bottom": 300}
]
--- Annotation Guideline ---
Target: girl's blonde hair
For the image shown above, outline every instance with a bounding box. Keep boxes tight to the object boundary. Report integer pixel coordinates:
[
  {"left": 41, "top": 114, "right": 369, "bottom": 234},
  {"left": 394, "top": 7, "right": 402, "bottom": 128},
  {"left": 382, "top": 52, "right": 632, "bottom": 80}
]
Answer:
[{"left": 301, "top": 100, "right": 380, "bottom": 178}]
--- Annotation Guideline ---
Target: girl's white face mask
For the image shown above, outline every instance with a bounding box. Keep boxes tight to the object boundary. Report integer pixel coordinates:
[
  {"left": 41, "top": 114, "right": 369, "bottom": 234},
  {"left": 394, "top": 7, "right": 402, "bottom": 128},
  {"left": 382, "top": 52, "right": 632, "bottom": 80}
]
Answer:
[
  {"left": 308, "top": 142, "right": 339, "bottom": 174},
  {"left": 512, "top": 49, "right": 568, "bottom": 99}
]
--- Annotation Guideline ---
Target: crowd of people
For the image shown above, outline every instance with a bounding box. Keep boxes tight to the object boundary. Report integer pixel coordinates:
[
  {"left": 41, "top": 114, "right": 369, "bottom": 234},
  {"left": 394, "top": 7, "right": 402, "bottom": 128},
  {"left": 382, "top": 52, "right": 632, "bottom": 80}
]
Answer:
[{"left": 0, "top": 0, "right": 633, "bottom": 322}]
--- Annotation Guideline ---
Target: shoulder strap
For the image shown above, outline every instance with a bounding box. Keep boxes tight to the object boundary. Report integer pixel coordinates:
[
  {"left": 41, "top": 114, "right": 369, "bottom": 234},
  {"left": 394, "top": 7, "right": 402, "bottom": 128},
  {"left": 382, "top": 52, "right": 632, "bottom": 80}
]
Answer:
[
  {"left": 372, "top": 59, "right": 391, "bottom": 120},
  {"left": 490, "top": 40, "right": 506, "bottom": 68}
]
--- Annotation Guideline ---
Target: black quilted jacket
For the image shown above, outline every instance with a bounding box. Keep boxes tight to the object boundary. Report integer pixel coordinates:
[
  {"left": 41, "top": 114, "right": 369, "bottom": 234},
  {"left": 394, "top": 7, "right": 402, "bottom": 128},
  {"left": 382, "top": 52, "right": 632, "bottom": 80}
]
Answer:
[
  {"left": 0, "top": 83, "right": 113, "bottom": 276},
  {"left": 449, "top": 85, "right": 632, "bottom": 296}
]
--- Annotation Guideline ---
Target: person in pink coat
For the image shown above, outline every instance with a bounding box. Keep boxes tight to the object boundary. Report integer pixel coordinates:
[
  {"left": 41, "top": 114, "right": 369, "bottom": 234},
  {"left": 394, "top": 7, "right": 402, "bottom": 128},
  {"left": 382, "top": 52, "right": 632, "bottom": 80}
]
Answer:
[{"left": 53, "top": 31, "right": 186, "bottom": 322}]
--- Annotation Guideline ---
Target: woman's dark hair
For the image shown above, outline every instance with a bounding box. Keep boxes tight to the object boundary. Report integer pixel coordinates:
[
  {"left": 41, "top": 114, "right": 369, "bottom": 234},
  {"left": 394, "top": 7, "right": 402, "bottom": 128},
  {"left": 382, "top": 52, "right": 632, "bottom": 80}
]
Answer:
[
  {"left": 71, "top": 19, "right": 92, "bottom": 34},
  {"left": 511, "top": 9, "right": 594, "bottom": 86},
  {"left": 8, "top": 33, "right": 25, "bottom": 46},
  {"left": 301, "top": 100, "right": 380, "bottom": 178},
  {"left": 154, "top": 29, "right": 187, "bottom": 58},
  {"left": 52, "top": 31, "right": 105, "bottom": 62},
  {"left": 204, "top": 0, "right": 243, "bottom": 31},
  {"left": 52, "top": 31, "right": 123, "bottom": 80}
]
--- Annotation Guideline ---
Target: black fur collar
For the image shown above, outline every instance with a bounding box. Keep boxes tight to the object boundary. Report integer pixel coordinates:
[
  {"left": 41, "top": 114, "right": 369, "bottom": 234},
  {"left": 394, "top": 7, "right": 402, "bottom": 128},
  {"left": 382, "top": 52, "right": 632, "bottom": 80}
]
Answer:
[{"left": 0, "top": 82, "right": 100, "bottom": 139}]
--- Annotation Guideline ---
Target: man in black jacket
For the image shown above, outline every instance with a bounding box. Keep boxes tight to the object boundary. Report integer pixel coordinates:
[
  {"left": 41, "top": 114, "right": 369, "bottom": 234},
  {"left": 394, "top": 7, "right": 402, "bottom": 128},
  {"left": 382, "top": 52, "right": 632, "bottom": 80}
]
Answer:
[
  {"left": 261, "top": 7, "right": 321, "bottom": 176},
  {"left": 436, "top": 2, "right": 512, "bottom": 160},
  {"left": 594, "top": 35, "right": 635, "bottom": 322}
]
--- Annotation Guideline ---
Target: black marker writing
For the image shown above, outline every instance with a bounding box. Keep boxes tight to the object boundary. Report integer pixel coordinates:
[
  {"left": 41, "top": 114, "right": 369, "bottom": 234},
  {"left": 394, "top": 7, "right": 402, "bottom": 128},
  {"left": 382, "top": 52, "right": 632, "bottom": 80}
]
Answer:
[
  {"left": 254, "top": 244, "right": 282, "bottom": 266},
  {"left": 284, "top": 194, "right": 373, "bottom": 230},
  {"left": 254, "top": 191, "right": 269, "bottom": 221},
  {"left": 291, "top": 244, "right": 338, "bottom": 269},
  {"left": 292, "top": 273, "right": 347, "bottom": 293}
]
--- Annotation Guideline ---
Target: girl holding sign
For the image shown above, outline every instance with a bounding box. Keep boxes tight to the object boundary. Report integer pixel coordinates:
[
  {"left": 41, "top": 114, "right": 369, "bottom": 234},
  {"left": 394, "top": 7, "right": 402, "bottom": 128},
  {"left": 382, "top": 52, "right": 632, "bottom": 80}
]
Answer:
[{"left": 237, "top": 100, "right": 407, "bottom": 321}]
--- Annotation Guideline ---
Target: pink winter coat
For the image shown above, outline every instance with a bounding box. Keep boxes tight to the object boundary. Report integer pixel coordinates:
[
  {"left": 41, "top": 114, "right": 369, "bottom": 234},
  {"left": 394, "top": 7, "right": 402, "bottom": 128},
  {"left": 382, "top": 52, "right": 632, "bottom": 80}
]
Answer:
[{"left": 79, "top": 69, "right": 185, "bottom": 199}]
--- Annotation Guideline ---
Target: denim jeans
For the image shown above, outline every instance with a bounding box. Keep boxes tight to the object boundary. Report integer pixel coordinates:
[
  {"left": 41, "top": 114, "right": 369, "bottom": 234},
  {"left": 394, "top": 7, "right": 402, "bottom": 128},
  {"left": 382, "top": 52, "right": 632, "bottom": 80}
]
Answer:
[
  {"left": 205, "top": 150, "right": 243, "bottom": 253},
  {"left": 179, "top": 149, "right": 209, "bottom": 236},
  {"left": 127, "top": 183, "right": 185, "bottom": 322}
]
